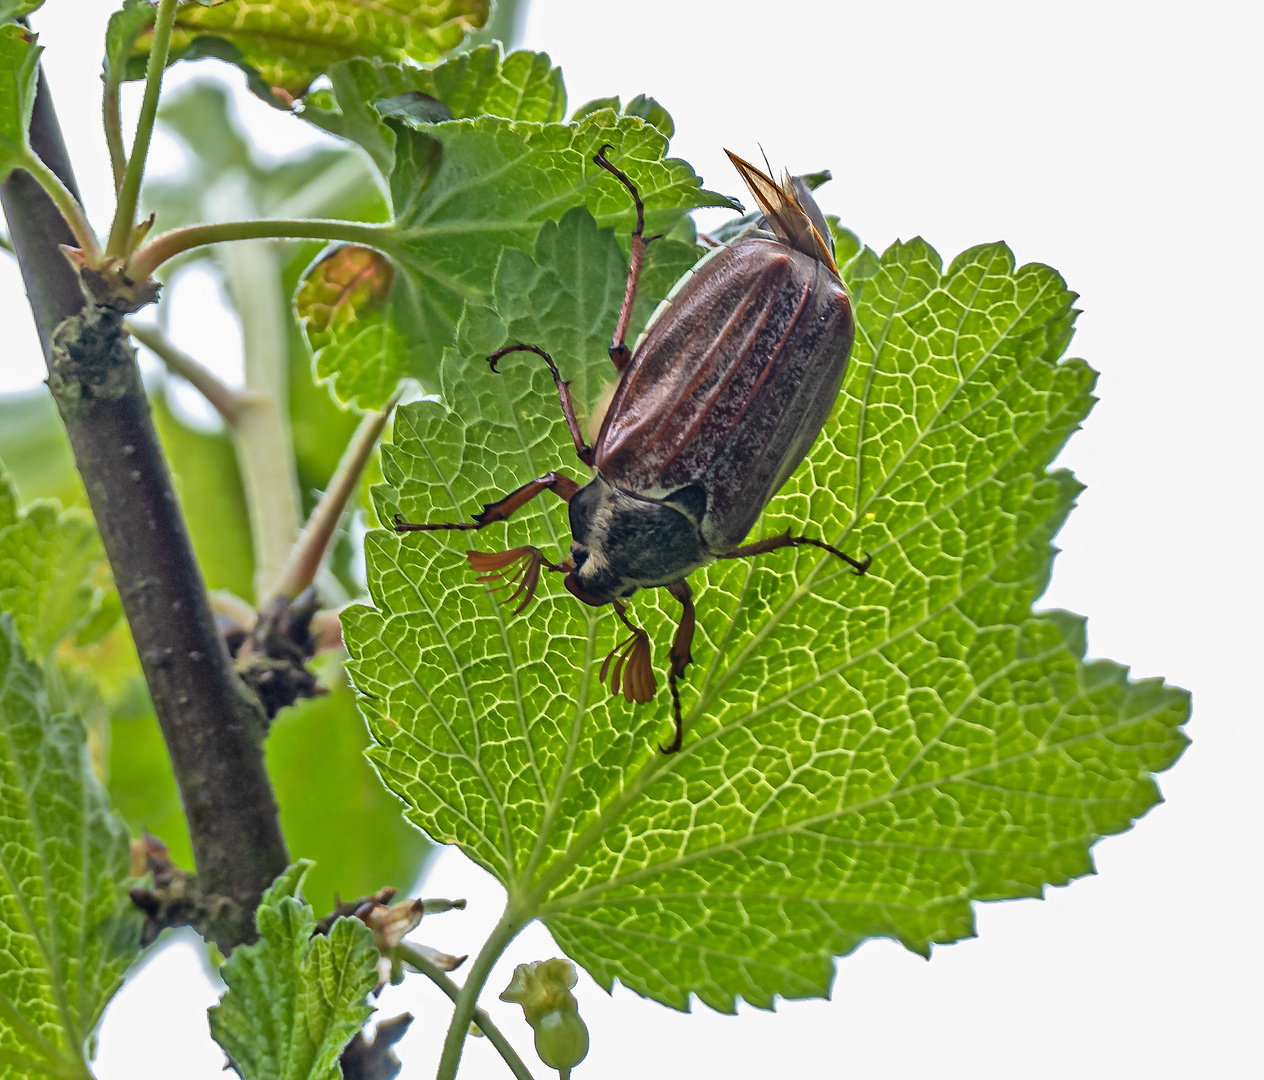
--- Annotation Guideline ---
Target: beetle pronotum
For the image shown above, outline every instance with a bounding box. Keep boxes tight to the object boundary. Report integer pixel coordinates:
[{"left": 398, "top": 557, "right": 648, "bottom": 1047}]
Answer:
[{"left": 395, "top": 145, "right": 870, "bottom": 753}]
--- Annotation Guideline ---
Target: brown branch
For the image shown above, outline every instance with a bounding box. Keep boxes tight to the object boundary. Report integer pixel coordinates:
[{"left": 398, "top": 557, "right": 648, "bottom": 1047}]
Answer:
[{"left": 0, "top": 62, "right": 288, "bottom": 949}]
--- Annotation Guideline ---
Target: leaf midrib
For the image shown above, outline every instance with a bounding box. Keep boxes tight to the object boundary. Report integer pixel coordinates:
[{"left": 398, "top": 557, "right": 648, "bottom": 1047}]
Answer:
[{"left": 540, "top": 698, "right": 1175, "bottom": 911}]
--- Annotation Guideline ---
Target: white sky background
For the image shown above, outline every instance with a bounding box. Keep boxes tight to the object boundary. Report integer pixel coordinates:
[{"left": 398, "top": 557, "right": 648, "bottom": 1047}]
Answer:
[{"left": 3, "top": 1, "right": 1261, "bottom": 1077}]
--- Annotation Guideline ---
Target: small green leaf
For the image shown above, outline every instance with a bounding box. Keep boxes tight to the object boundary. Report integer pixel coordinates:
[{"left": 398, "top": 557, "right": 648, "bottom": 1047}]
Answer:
[
  {"left": 623, "top": 94, "right": 674, "bottom": 139},
  {"left": 128, "top": 0, "right": 491, "bottom": 104},
  {"left": 572, "top": 94, "right": 674, "bottom": 139},
  {"left": 0, "top": 1, "right": 43, "bottom": 23},
  {"left": 570, "top": 95, "right": 620, "bottom": 122},
  {"left": 208, "top": 860, "right": 379, "bottom": 1080},
  {"left": 295, "top": 245, "right": 405, "bottom": 410},
  {"left": 799, "top": 168, "right": 832, "bottom": 191},
  {"left": 0, "top": 615, "right": 142, "bottom": 1078},
  {"left": 0, "top": 21, "right": 38, "bottom": 181},
  {"left": 297, "top": 112, "right": 736, "bottom": 408},
  {"left": 344, "top": 221, "right": 1190, "bottom": 1012},
  {"left": 103, "top": 0, "right": 154, "bottom": 94},
  {"left": 0, "top": 460, "right": 106, "bottom": 658},
  {"left": 300, "top": 45, "right": 566, "bottom": 176}
]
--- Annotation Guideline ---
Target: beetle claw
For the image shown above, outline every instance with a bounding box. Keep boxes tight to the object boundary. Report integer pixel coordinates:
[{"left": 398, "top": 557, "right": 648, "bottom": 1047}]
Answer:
[
  {"left": 852, "top": 552, "right": 873, "bottom": 577},
  {"left": 394, "top": 512, "right": 478, "bottom": 533},
  {"left": 660, "top": 672, "right": 684, "bottom": 754}
]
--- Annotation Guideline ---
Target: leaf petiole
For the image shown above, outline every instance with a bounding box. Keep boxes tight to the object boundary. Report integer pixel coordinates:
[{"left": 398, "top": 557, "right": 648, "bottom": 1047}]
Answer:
[
  {"left": 106, "top": 0, "right": 177, "bottom": 257},
  {"left": 269, "top": 386, "right": 405, "bottom": 603},
  {"left": 395, "top": 943, "right": 537, "bottom": 1080},
  {"left": 18, "top": 150, "right": 99, "bottom": 261},
  {"left": 127, "top": 218, "right": 390, "bottom": 279},
  {"left": 103, "top": 78, "right": 126, "bottom": 193},
  {"left": 436, "top": 906, "right": 530, "bottom": 1080}
]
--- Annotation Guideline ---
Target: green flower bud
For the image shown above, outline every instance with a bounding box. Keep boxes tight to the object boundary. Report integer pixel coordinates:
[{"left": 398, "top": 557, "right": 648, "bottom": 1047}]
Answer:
[
  {"left": 533, "top": 1008, "right": 589, "bottom": 1073},
  {"left": 500, "top": 958, "right": 589, "bottom": 1074}
]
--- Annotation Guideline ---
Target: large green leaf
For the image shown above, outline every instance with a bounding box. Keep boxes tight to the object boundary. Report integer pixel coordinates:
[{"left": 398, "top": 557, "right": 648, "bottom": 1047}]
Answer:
[
  {"left": 342, "top": 218, "right": 1190, "bottom": 1011},
  {"left": 296, "top": 112, "right": 736, "bottom": 408},
  {"left": 0, "top": 616, "right": 141, "bottom": 1079},
  {"left": 128, "top": 0, "right": 490, "bottom": 103},
  {"left": 299, "top": 45, "right": 567, "bottom": 176},
  {"left": 208, "top": 861, "right": 378, "bottom": 1080},
  {"left": 0, "top": 21, "right": 37, "bottom": 181},
  {"left": 0, "top": 462, "right": 106, "bottom": 659}
]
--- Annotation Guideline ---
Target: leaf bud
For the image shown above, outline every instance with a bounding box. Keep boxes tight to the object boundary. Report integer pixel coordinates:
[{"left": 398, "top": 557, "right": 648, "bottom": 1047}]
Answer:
[{"left": 500, "top": 959, "right": 589, "bottom": 1074}]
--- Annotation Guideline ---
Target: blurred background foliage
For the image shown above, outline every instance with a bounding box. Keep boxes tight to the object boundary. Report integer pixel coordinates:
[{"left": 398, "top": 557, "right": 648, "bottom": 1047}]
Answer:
[{"left": 0, "top": 0, "right": 532, "bottom": 907}]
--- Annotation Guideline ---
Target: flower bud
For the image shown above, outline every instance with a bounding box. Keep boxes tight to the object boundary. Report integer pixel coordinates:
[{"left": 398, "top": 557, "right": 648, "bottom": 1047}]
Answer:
[
  {"left": 500, "top": 959, "right": 589, "bottom": 1075},
  {"left": 532, "top": 1008, "right": 589, "bottom": 1073}
]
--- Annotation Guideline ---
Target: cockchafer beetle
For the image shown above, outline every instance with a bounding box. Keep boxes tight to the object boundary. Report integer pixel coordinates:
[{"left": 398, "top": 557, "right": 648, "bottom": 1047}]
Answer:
[{"left": 394, "top": 146, "right": 870, "bottom": 753}]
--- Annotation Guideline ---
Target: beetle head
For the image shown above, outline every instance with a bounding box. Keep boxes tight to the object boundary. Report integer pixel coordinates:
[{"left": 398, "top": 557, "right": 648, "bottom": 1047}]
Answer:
[{"left": 564, "top": 477, "right": 709, "bottom": 606}]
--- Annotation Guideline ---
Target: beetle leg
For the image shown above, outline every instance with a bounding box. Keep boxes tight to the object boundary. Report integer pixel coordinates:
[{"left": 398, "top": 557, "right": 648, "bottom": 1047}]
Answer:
[
  {"left": 486, "top": 344, "right": 594, "bottom": 466},
  {"left": 394, "top": 474, "right": 580, "bottom": 613},
  {"left": 723, "top": 531, "right": 869, "bottom": 574},
  {"left": 467, "top": 547, "right": 573, "bottom": 615},
  {"left": 601, "top": 600, "right": 656, "bottom": 705},
  {"left": 660, "top": 579, "right": 696, "bottom": 754},
  {"left": 593, "top": 144, "right": 647, "bottom": 373},
  {"left": 718, "top": 531, "right": 873, "bottom": 576},
  {"left": 392, "top": 471, "right": 581, "bottom": 532}
]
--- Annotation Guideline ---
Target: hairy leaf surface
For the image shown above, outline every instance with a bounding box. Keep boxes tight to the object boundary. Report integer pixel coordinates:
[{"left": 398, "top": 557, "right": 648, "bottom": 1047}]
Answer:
[
  {"left": 296, "top": 113, "right": 734, "bottom": 408},
  {"left": 0, "top": 617, "right": 141, "bottom": 1079},
  {"left": 573, "top": 93, "right": 675, "bottom": 139},
  {"left": 300, "top": 45, "right": 566, "bottom": 176},
  {"left": 0, "top": 464, "right": 106, "bottom": 659},
  {"left": 125, "top": 0, "right": 488, "bottom": 102},
  {"left": 208, "top": 861, "right": 378, "bottom": 1080},
  {"left": 343, "top": 212, "right": 1190, "bottom": 1011}
]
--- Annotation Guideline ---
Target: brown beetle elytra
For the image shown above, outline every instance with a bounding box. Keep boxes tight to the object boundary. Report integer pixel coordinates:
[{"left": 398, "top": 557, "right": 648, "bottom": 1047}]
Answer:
[{"left": 395, "top": 146, "right": 870, "bottom": 753}]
